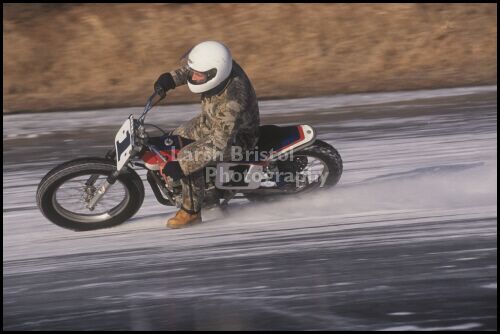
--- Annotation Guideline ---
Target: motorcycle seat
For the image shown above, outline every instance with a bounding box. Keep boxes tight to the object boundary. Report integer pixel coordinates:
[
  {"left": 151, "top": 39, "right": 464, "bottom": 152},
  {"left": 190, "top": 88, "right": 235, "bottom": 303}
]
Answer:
[{"left": 256, "top": 125, "right": 314, "bottom": 154}]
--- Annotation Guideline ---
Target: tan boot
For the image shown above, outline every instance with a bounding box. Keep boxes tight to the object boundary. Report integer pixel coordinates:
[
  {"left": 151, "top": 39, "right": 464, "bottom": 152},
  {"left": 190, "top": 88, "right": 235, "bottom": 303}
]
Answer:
[{"left": 166, "top": 208, "right": 202, "bottom": 229}]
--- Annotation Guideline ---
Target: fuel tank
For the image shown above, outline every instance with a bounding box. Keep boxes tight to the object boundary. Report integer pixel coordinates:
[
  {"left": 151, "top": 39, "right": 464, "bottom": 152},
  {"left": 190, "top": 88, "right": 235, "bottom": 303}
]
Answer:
[{"left": 141, "top": 135, "right": 193, "bottom": 170}]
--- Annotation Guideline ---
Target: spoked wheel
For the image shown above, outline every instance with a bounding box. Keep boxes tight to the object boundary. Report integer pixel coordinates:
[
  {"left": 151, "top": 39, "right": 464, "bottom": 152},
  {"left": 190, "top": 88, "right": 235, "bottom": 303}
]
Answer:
[
  {"left": 37, "top": 158, "right": 144, "bottom": 231},
  {"left": 245, "top": 140, "right": 343, "bottom": 201},
  {"left": 53, "top": 174, "right": 131, "bottom": 223},
  {"left": 290, "top": 153, "right": 331, "bottom": 194}
]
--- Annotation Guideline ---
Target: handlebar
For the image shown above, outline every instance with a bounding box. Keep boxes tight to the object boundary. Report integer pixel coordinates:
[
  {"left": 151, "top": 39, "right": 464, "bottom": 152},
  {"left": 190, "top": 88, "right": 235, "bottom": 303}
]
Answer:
[
  {"left": 138, "top": 91, "right": 165, "bottom": 124},
  {"left": 135, "top": 91, "right": 166, "bottom": 148}
]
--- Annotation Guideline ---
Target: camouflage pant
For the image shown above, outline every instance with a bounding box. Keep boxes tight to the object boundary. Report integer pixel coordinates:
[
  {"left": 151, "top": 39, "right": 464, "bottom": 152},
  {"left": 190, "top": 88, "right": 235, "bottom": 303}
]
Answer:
[{"left": 172, "top": 121, "right": 226, "bottom": 213}]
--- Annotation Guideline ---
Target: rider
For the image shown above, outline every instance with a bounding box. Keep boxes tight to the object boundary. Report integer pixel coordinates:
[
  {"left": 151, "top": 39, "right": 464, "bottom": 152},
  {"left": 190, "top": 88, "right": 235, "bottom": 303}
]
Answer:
[{"left": 154, "top": 41, "right": 260, "bottom": 229}]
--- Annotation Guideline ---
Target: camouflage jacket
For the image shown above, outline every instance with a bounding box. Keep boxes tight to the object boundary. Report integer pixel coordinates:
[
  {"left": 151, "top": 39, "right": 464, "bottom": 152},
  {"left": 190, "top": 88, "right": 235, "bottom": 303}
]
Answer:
[{"left": 170, "top": 61, "right": 260, "bottom": 152}]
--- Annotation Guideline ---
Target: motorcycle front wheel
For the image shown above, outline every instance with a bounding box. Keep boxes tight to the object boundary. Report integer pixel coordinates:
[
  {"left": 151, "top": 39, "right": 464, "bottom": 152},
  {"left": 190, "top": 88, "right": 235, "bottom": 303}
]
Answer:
[{"left": 36, "top": 158, "right": 145, "bottom": 231}]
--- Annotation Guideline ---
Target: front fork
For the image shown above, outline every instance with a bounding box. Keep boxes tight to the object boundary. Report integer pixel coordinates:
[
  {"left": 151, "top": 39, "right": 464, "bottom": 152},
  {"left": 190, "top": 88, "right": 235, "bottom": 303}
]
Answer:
[
  {"left": 85, "top": 147, "right": 120, "bottom": 211},
  {"left": 86, "top": 141, "right": 170, "bottom": 210},
  {"left": 86, "top": 170, "right": 120, "bottom": 211}
]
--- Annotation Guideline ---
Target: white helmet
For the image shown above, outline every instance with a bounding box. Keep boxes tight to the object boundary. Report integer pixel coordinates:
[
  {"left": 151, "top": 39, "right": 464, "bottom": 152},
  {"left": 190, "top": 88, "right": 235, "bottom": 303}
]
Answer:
[{"left": 185, "top": 41, "right": 233, "bottom": 94}]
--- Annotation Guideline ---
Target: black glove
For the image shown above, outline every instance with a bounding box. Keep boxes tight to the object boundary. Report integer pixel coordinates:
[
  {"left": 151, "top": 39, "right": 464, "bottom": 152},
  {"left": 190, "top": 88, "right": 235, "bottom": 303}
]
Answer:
[
  {"left": 154, "top": 73, "right": 176, "bottom": 98},
  {"left": 162, "top": 161, "right": 185, "bottom": 181}
]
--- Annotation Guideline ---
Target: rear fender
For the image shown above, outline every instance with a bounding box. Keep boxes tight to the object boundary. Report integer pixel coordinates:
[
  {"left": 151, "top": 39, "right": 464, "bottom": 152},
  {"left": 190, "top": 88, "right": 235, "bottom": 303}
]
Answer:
[{"left": 268, "top": 125, "right": 316, "bottom": 161}]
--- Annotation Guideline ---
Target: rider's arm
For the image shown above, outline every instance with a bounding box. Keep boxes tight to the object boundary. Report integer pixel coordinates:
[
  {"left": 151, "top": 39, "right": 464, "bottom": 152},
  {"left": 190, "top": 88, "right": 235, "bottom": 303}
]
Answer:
[
  {"left": 207, "top": 99, "right": 242, "bottom": 150},
  {"left": 154, "top": 65, "right": 189, "bottom": 96},
  {"left": 169, "top": 65, "right": 190, "bottom": 87},
  {"left": 177, "top": 99, "right": 241, "bottom": 175}
]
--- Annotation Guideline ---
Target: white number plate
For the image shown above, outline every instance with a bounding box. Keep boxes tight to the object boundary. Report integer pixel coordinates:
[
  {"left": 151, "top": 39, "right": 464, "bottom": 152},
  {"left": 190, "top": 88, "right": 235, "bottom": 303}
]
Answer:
[{"left": 115, "top": 118, "right": 134, "bottom": 171}]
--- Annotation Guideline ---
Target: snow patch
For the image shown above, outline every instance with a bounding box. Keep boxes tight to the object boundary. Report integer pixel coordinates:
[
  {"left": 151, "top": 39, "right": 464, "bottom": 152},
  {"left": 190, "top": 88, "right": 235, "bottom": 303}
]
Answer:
[
  {"left": 387, "top": 312, "right": 415, "bottom": 316},
  {"left": 379, "top": 322, "right": 482, "bottom": 331}
]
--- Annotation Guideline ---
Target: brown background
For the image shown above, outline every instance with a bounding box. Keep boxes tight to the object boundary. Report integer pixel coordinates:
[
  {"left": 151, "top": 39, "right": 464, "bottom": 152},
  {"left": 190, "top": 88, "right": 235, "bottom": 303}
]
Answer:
[{"left": 3, "top": 3, "right": 497, "bottom": 113}]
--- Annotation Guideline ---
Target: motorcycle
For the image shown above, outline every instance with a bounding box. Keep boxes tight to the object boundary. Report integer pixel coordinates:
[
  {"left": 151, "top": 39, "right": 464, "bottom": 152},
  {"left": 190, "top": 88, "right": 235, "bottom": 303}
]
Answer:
[{"left": 36, "top": 92, "right": 343, "bottom": 231}]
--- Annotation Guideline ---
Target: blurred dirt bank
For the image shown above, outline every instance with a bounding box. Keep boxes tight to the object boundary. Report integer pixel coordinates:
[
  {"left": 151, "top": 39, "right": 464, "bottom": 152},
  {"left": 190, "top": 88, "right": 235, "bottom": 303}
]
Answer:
[{"left": 3, "top": 3, "right": 497, "bottom": 113}]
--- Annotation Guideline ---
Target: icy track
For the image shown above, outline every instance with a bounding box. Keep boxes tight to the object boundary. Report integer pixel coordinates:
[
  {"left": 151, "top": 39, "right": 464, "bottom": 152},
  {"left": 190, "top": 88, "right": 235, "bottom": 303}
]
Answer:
[{"left": 3, "top": 86, "right": 497, "bottom": 330}]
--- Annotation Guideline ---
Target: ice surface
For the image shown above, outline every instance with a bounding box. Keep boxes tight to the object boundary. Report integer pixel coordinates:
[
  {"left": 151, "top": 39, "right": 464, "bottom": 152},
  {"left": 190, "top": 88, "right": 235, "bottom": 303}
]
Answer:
[{"left": 3, "top": 87, "right": 497, "bottom": 330}]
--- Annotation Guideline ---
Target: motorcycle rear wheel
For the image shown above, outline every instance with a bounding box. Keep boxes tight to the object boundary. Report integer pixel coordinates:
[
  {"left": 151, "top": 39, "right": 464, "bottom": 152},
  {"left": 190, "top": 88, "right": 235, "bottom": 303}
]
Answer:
[{"left": 245, "top": 139, "right": 343, "bottom": 201}]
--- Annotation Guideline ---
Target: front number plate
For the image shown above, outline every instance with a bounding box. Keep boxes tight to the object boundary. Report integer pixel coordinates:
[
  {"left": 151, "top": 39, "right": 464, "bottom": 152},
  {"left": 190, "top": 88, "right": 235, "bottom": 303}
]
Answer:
[{"left": 115, "top": 118, "right": 134, "bottom": 171}]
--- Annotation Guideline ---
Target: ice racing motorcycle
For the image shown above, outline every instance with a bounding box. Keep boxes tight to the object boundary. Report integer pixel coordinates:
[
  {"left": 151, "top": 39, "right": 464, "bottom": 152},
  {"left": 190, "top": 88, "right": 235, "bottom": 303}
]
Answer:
[{"left": 36, "top": 93, "right": 343, "bottom": 231}]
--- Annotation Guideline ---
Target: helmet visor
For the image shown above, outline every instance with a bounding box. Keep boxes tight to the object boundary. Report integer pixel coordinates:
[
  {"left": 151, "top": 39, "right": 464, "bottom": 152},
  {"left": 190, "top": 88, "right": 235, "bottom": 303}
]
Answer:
[{"left": 187, "top": 68, "right": 217, "bottom": 85}]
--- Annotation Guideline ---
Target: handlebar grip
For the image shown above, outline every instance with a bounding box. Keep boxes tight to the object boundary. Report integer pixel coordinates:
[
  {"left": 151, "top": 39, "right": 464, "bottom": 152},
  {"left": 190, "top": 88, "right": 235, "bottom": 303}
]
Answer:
[{"left": 154, "top": 86, "right": 166, "bottom": 99}]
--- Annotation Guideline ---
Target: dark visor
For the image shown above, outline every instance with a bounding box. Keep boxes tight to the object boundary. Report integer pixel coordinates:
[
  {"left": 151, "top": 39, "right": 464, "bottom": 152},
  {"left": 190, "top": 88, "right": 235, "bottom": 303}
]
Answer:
[{"left": 187, "top": 68, "right": 217, "bottom": 85}]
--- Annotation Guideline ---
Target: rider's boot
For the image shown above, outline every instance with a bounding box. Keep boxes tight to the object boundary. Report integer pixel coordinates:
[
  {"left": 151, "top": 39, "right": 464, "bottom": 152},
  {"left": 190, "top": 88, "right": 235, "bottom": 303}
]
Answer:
[{"left": 166, "top": 206, "right": 202, "bottom": 229}]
